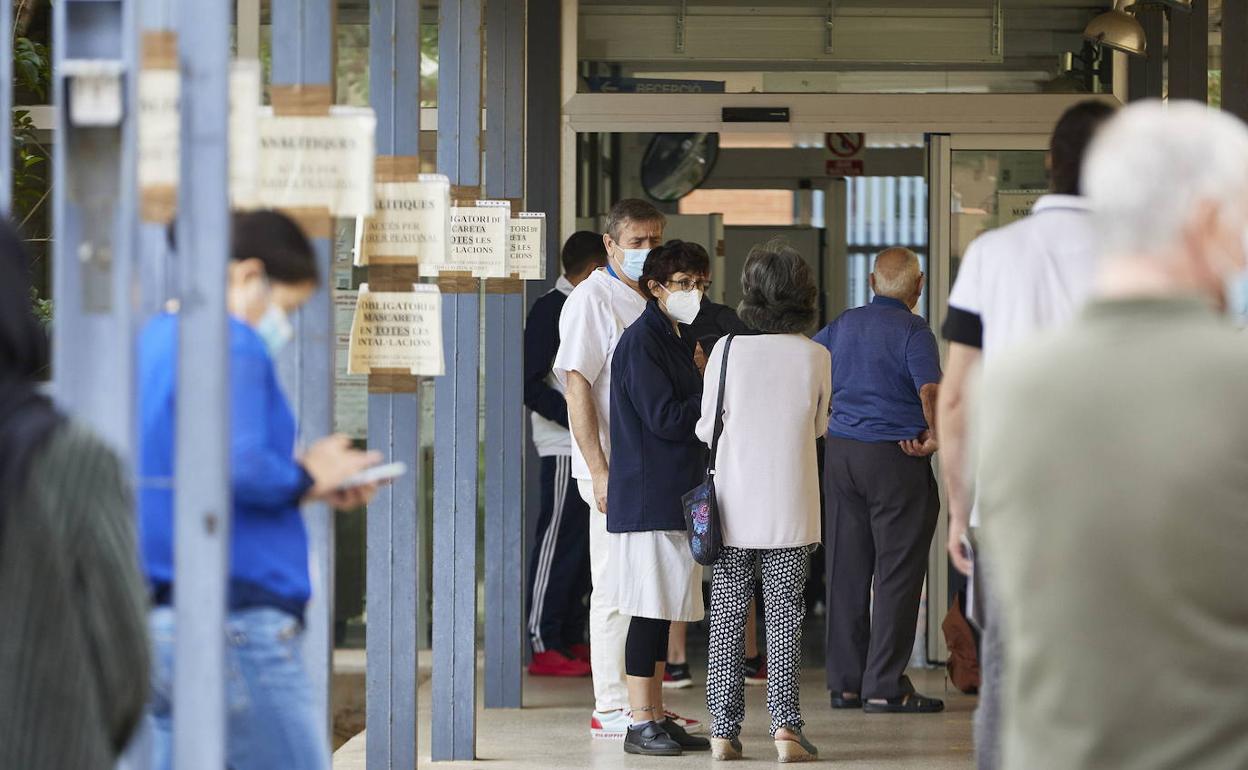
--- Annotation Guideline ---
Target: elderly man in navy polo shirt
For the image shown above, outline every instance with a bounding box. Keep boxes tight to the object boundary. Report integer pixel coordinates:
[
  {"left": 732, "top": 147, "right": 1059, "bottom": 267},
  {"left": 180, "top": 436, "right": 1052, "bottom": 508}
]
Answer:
[{"left": 813, "top": 247, "right": 944, "bottom": 715}]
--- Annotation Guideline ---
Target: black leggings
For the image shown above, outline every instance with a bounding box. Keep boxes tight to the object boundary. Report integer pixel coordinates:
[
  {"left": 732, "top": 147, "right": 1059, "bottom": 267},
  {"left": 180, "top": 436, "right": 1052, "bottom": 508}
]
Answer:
[{"left": 625, "top": 616, "right": 671, "bottom": 677}]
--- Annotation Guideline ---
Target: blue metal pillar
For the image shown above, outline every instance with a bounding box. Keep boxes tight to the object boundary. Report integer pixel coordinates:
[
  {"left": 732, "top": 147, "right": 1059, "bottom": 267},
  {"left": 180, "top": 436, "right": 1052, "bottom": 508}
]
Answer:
[
  {"left": 522, "top": 0, "right": 562, "bottom": 616},
  {"left": 270, "top": 0, "right": 337, "bottom": 739},
  {"left": 433, "top": 0, "right": 483, "bottom": 759},
  {"left": 172, "top": 0, "right": 232, "bottom": 765},
  {"left": 134, "top": 0, "right": 175, "bottom": 318},
  {"left": 51, "top": 0, "right": 135, "bottom": 457},
  {"left": 483, "top": 0, "right": 525, "bottom": 711},
  {"left": 365, "top": 0, "right": 422, "bottom": 767}
]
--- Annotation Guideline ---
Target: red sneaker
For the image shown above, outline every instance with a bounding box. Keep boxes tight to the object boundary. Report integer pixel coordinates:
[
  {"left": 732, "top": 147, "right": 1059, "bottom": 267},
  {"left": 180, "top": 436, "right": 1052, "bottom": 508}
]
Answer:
[
  {"left": 567, "top": 643, "right": 591, "bottom": 663},
  {"left": 528, "top": 650, "right": 591, "bottom": 677}
]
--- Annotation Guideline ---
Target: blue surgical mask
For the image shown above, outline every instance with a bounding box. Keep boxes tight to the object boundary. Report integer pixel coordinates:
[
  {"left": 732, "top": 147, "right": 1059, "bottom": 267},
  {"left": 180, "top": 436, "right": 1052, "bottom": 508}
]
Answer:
[
  {"left": 619, "top": 248, "right": 650, "bottom": 282},
  {"left": 256, "top": 304, "right": 294, "bottom": 355}
]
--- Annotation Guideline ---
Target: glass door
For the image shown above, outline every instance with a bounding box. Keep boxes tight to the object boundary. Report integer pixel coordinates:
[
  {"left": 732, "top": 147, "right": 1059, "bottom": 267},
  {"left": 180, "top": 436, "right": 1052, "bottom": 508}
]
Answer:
[{"left": 924, "top": 133, "right": 1049, "bottom": 661}]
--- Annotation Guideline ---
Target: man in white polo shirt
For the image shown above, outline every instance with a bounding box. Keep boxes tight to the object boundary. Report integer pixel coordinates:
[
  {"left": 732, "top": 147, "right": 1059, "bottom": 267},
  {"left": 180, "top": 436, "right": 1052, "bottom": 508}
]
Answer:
[
  {"left": 936, "top": 99, "right": 1115, "bottom": 770},
  {"left": 554, "top": 199, "right": 702, "bottom": 739}
]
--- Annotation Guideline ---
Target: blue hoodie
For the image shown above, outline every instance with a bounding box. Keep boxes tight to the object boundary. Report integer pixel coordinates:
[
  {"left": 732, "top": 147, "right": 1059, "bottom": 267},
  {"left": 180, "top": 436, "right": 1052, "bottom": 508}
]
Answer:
[{"left": 138, "top": 313, "right": 314, "bottom": 620}]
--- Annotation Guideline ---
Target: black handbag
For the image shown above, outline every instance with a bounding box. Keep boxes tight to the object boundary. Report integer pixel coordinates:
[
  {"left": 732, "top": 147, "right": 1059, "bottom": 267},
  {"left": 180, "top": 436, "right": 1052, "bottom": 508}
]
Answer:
[{"left": 682, "top": 334, "right": 735, "bottom": 566}]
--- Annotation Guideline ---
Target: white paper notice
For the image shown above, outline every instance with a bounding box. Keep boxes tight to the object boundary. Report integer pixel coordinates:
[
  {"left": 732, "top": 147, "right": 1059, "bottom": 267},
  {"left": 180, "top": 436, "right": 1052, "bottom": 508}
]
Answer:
[
  {"left": 254, "top": 106, "right": 377, "bottom": 218},
  {"left": 230, "top": 60, "right": 262, "bottom": 208},
  {"left": 138, "top": 69, "right": 179, "bottom": 191},
  {"left": 347, "top": 284, "right": 445, "bottom": 376},
  {"left": 334, "top": 291, "right": 368, "bottom": 439},
  {"left": 443, "top": 201, "right": 510, "bottom": 278},
  {"left": 508, "top": 213, "right": 546, "bottom": 280},
  {"left": 356, "top": 174, "right": 450, "bottom": 266}
]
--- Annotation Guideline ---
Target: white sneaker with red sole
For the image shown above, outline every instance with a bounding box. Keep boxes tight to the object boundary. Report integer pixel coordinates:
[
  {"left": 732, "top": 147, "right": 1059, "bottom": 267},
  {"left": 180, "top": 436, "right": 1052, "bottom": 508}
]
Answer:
[{"left": 589, "top": 709, "right": 631, "bottom": 739}]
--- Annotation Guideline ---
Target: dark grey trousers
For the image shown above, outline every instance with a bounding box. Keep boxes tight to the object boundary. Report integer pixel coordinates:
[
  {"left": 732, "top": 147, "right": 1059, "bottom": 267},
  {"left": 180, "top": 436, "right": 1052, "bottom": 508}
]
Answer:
[{"left": 823, "top": 436, "right": 940, "bottom": 700}]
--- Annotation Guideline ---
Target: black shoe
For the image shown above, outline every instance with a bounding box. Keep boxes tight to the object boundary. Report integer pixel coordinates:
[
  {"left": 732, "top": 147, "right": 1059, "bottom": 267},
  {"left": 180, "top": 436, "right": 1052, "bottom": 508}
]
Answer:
[
  {"left": 624, "top": 721, "right": 683, "bottom": 756},
  {"left": 662, "top": 662, "right": 693, "bottom": 689},
  {"left": 862, "top": 692, "right": 945, "bottom": 714},
  {"left": 830, "top": 693, "right": 863, "bottom": 709},
  {"left": 660, "top": 718, "right": 711, "bottom": 751}
]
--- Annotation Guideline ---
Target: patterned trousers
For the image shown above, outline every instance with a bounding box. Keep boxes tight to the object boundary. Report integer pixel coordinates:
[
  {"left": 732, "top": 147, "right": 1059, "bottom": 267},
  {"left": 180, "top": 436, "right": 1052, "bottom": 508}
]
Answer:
[{"left": 707, "top": 544, "right": 813, "bottom": 739}]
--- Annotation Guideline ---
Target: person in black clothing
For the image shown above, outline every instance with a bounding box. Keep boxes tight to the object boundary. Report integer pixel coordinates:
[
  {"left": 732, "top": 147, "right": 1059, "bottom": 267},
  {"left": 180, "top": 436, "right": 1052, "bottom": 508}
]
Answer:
[
  {"left": 680, "top": 294, "right": 750, "bottom": 361},
  {"left": 525, "top": 232, "right": 608, "bottom": 677}
]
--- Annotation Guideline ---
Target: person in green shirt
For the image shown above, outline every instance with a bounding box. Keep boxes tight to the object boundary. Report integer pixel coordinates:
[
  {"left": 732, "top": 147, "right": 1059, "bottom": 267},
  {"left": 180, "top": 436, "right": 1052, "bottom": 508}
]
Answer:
[{"left": 976, "top": 101, "right": 1248, "bottom": 769}]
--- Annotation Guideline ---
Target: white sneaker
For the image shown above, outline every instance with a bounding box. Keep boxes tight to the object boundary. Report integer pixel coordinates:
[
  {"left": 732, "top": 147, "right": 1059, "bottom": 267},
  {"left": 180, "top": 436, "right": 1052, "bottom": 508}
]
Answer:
[{"left": 589, "top": 709, "right": 631, "bottom": 739}]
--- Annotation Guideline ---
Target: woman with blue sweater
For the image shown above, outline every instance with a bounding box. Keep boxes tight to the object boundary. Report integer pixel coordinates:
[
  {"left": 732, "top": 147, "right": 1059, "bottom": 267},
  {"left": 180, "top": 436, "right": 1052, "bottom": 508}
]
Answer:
[
  {"left": 139, "top": 211, "right": 381, "bottom": 770},
  {"left": 606, "top": 240, "right": 713, "bottom": 757}
]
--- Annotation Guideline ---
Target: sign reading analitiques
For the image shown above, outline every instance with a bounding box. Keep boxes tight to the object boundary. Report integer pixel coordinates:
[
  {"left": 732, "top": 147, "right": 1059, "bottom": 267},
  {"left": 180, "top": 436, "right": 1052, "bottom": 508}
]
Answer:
[
  {"left": 355, "top": 174, "right": 450, "bottom": 267},
  {"left": 508, "top": 212, "right": 547, "bottom": 280},
  {"left": 248, "top": 107, "right": 377, "bottom": 218},
  {"left": 441, "top": 200, "right": 510, "bottom": 278},
  {"left": 347, "top": 284, "right": 445, "bottom": 376}
]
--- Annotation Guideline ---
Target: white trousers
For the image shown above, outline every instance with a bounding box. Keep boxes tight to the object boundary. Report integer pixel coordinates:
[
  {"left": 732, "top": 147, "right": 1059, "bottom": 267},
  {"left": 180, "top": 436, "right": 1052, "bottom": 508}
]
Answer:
[{"left": 578, "top": 478, "right": 630, "bottom": 713}]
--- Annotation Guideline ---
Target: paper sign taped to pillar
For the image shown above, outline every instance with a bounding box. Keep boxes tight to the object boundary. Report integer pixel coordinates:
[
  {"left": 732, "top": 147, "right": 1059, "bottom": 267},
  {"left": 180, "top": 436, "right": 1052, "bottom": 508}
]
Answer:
[
  {"left": 508, "top": 213, "right": 547, "bottom": 280},
  {"left": 334, "top": 291, "right": 368, "bottom": 439},
  {"left": 441, "top": 201, "right": 510, "bottom": 278},
  {"left": 252, "top": 106, "right": 377, "bottom": 218},
  {"left": 347, "top": 283, "right": 445, "bottom": 376},
  {"left": 355, "top": 175, "right": 451, "bottom": 266},
  {"left": 137, "top": 68, "right": 179, "bottom": 222},
  {"left": 230, "top": 60, "right": 263, "bottom": 209}
]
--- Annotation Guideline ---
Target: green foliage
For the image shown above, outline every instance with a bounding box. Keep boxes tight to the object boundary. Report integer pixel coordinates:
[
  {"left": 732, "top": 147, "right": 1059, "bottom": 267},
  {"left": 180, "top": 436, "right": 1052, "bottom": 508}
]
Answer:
[
  {"left": 14, "top": 36, "right": 49, "bottom": 100},
  {"left": 14, "top": 32, "right": 53, "bottom": 321},
  {"left": 29, "top": 285, "right": 51, "bottom": 325}
]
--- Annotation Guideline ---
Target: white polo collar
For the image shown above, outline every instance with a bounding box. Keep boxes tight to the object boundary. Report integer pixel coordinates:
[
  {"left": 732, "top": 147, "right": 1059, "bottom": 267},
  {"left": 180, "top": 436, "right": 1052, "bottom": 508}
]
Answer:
[{"left": 1031, "top": 194, "right": 1090, "bottom": 214}]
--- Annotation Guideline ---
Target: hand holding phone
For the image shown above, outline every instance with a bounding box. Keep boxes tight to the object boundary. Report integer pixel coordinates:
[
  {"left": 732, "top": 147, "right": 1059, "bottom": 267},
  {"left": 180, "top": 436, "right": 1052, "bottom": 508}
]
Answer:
[{"left": 337, "top": 461, "right": 407, "bottom": 491}]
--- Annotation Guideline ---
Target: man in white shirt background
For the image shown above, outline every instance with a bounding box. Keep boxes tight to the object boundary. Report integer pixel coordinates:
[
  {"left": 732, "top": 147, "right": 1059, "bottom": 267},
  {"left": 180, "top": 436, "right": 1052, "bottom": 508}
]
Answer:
[
  {"left": 936, "top": 99, "right": 1116, "bottom": 770},
  {"left": 525, "top": 232, "right": 607, "bottom": 678},
  {"left": 554, "top": 199, "right": 702, "bottom": 738}
]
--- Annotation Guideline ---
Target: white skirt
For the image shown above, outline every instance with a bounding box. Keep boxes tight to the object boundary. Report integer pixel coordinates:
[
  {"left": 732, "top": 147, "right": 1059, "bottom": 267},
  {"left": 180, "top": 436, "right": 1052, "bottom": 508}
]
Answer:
[{"left": 603, "top": 530, "right": 705, "bottom": 622}]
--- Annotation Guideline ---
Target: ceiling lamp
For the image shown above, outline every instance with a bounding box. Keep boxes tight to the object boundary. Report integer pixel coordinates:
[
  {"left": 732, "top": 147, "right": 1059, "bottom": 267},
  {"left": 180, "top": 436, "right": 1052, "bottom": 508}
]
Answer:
[{"left": 1083, "top": 2, "right": 1147, "bottom": 57}]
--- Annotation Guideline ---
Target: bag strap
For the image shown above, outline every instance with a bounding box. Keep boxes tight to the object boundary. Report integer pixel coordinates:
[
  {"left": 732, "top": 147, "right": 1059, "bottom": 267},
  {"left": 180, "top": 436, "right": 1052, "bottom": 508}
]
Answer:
[{"left": 707, "top": 334, "right": 735, "bottom": 474}]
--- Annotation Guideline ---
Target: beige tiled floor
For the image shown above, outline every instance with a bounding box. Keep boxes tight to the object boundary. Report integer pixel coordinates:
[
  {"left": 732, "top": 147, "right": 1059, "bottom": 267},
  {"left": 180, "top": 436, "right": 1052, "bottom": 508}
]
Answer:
[{"left": 335, "top": 664, "right": 975, "bottom": 768}]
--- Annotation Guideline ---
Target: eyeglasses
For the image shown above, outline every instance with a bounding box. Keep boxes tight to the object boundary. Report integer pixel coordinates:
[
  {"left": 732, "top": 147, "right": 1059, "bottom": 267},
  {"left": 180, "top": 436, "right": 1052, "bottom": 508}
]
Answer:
[{"left": 666, "top": 279, "right": 712, "bottom": 292}]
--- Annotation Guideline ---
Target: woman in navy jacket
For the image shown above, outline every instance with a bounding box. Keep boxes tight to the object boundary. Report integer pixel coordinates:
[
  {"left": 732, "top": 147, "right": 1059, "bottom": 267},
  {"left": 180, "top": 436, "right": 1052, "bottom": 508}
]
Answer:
[{"left": 606, "top": 240, "right": 712, "bottom": 757}]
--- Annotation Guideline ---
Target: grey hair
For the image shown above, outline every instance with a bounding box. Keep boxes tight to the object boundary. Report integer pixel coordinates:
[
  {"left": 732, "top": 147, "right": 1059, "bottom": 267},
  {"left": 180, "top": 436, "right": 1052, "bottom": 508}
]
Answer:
[
  {"left": 1084, "top": 100, "right": 1248, "bottom": 261},
  {"left": 871, "top": 248, "right": 921, "bottom": 300},
  {"left": 605, "top": 198, "right": 667, "bottom": 241},
  {"left": 737, "top": 239, "right": 818, "bottom": 334}
]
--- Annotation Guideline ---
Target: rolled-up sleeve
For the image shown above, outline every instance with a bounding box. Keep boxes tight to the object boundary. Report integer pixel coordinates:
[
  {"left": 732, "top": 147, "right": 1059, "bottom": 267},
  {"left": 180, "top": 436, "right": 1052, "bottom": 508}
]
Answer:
[
  {"left": 944, "top": 239, "right": 985, "bottom": 348},
  {"left": 554, "top": 289, "right": 609, "bottom": 388}
]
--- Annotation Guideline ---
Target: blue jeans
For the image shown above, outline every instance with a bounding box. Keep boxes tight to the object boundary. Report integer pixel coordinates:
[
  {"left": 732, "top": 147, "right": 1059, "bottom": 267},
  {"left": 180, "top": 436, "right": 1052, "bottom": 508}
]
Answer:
[{"left": 147, "top": 606, "right": 330, "bottom": 770}]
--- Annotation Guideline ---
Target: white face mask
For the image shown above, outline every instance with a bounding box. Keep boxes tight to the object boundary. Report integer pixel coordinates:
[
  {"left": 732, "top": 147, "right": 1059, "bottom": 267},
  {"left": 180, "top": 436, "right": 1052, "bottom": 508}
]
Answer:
[
  {"left": 256, "top": 303, "right": 294, "bottom": 355},
  {"left": 661, "top": 285, "right": 703, "bottom": 325}
]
